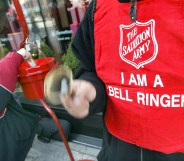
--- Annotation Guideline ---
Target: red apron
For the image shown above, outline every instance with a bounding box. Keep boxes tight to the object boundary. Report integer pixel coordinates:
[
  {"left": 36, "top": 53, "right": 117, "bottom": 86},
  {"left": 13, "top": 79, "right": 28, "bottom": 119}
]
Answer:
[{"left": 94, "top": 0, "right": 184, "bottom": 153}]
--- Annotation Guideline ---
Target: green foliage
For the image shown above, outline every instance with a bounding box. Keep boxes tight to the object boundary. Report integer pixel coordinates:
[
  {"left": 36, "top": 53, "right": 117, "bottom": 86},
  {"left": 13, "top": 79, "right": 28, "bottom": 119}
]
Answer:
[
  {"left": 1, "top": 47, "right": 10, "bottom": 58},
  {"left": 39, "top": 43, "right": 54, "bottom": 58},
  {"left": 62, "top": 39, "right": 80, "bottom": 75},
  {"left": 30, "top": 48, "right": 39, "bottom": 59},
  {"left": 30, "top": 42, "right": 54, "bottom": 59}
]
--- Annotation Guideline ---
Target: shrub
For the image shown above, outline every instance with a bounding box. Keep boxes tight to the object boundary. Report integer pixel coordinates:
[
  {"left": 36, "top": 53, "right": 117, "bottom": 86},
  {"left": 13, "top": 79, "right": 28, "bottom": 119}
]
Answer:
[
  {"left": 0, "top": 47, "right": 10, "bottom": 58},
  {"left": 61, "top": 39, "right": 80, "bottom": 75}
]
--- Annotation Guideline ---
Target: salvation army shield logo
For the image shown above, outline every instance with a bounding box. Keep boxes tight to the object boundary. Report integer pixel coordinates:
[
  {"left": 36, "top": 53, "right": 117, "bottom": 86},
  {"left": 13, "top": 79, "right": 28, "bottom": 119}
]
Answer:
[{"left": 119, "top": 19, "right": 158, "bottom": 69}]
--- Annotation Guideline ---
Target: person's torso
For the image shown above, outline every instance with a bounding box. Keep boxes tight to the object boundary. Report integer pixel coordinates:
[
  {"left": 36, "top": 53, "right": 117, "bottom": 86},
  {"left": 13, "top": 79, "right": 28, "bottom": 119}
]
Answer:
[{"left": 94, "top": 0, "right": 184, "bottom": 153}]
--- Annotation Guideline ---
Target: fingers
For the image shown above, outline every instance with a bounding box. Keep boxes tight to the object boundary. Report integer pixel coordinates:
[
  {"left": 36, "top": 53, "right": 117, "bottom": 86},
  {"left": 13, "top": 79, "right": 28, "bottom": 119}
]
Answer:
[
  {"left": 60, "top": 93, "right": 90, "bottom": 119},
  {"left": 17, "top": 48, "right": 32, "bottom": 60},
  {"left": 72, "top": 80, "right": 96, "bottom": 102},
  {"left": 17, "top": 48, "right": 36, "bottom": 67},
  {"left": 60, "top": 80, "right": 96, "bottom": 119}
]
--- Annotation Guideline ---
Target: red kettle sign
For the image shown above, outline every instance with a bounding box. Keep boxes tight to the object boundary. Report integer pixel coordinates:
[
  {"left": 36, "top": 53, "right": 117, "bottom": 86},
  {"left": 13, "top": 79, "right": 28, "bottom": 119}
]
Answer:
[{"left": 119, "top": 19, "right": 158, "bottom": 69}]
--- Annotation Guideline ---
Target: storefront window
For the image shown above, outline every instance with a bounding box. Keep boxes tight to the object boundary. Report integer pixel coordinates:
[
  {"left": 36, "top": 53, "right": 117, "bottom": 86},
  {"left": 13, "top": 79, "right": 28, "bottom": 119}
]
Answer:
[{"left": 0, "top": 0, "right": 90, "bottom": 60}]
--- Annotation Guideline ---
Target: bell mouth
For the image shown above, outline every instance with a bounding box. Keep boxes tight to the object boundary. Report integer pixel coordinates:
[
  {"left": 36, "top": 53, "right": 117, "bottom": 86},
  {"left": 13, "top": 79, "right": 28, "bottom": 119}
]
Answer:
[{"left": 44, "top": 65, "right": 73, "bottom": 105}]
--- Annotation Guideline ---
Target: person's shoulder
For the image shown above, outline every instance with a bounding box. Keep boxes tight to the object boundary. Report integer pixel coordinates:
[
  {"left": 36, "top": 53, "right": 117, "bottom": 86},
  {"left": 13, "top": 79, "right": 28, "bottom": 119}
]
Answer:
[{"left": 82, "top": 0, "right": 96, "bottom": 23}]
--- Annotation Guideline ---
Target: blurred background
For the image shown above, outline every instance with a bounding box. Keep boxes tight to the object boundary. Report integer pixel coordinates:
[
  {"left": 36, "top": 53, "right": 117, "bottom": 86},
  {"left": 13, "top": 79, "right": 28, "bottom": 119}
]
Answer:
[{"left": 0, "top": 0, "right": 91, "bottom": 62}]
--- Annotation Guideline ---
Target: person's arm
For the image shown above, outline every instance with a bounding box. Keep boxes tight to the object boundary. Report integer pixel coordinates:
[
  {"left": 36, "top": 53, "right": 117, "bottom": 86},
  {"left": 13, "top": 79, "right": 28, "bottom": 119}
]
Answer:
[
  {"left": 0, "top": 48, "right": 32, "bottom": 110},
  {"left": 0, "top": 51, "right": 24, "bottom": 92},
  {"left": 60, "top": 0, "right": 107, "bottom": 118}
]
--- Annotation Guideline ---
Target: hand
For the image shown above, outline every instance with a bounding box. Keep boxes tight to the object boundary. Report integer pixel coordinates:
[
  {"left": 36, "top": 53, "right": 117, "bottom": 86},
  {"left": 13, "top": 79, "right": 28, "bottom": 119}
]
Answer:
[
  {"left": 17, "top": 48, "right": 32, "bottom": 60},
  {"left": 60, "top": 80, "right": 96, "bottom": 119}
]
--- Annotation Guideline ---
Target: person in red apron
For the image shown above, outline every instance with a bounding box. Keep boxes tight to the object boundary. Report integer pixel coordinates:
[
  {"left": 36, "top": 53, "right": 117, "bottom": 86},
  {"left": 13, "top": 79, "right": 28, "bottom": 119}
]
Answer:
[
  {"left": 60, "top": 0, "right": 184, "bottom": 160},
  {"left": 0, "top": 48, "right": 38, "bottom": 161}
]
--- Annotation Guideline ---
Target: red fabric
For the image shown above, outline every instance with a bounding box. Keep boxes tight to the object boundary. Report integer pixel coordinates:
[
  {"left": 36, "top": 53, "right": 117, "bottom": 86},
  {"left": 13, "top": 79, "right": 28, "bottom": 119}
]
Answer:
[
  {"left": 0, "top": 51, "right": 23, "bottom": 92},
  {"left": 94, "top": 0, "right": 184, "bottom": 153}
]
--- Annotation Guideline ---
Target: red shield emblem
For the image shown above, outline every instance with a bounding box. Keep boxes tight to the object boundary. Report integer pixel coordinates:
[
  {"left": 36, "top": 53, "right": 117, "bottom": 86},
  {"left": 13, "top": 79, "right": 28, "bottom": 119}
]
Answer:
[{"left": 119, "top": 20, "right": 158, "bottom": 69}]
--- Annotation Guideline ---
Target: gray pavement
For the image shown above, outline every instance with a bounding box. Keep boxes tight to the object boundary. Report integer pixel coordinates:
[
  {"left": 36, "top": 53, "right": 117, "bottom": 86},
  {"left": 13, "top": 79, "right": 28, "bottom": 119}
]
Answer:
[{"left": 25, "top": 135, "right": 100, "bottom": 161}]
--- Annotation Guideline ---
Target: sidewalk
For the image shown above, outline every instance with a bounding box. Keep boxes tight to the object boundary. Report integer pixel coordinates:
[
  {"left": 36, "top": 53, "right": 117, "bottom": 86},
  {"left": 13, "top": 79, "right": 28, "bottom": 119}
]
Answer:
[{"left": 25, "top": 135, "right": 100, "bottom": 161}]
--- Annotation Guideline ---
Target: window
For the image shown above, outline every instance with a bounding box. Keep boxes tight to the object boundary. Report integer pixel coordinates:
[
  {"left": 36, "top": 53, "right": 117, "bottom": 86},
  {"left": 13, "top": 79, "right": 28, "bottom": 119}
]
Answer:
[{"left": 0, "top": 0, "right": 90, "bottom": 59}]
